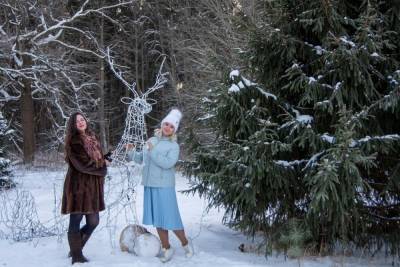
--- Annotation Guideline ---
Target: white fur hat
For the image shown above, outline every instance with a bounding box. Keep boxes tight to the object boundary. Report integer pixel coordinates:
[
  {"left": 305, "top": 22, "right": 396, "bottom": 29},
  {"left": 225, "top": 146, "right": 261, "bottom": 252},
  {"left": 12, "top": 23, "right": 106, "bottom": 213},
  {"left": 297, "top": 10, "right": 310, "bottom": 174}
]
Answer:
[{"left": 161, "top": 109, "right": 182, "bottom": 133}]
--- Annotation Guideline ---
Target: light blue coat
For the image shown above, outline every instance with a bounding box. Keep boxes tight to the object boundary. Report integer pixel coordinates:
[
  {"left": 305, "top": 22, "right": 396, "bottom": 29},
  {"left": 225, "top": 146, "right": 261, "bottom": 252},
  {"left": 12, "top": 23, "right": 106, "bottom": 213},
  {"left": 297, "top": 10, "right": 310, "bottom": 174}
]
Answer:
[{"left": 127, "top": 136, "right": 179, "bottom": 187}]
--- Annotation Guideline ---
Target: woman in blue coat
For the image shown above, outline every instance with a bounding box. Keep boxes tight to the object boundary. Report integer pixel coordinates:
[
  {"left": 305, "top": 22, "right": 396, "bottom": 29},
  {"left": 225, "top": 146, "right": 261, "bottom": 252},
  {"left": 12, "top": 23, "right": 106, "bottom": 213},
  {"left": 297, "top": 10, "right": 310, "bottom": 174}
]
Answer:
[{"left": 127, "top": 109, "right": 193, "bottom": 262}]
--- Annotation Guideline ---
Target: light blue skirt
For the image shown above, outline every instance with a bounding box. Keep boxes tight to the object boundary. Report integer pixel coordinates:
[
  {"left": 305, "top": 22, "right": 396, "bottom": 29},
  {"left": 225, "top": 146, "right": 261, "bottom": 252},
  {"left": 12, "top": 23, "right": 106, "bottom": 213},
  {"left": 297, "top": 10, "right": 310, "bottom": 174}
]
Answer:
[{"left": 143, "top": 186, "right": 184, "bottom": 230}]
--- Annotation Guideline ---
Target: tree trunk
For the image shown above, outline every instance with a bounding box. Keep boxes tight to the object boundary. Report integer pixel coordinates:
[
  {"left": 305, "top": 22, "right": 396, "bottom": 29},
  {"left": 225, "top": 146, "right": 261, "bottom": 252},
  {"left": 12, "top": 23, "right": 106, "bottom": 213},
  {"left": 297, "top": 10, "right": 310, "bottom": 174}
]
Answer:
[
  {"left": 20, "top": 44, "right": 35, "bottom": 164},
  {"left": 98, "top": 10, "right": 107, "bottom": 152}
]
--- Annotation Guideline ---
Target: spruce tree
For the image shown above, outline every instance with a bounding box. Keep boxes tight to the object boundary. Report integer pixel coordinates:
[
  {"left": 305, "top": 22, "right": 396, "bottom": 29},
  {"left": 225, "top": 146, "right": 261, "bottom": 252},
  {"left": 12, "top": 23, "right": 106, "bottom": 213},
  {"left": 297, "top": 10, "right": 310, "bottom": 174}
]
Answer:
[
  {"left": 185, "top": 0, "right": 400, "bottom": 254},
  {"left": 0, "top": 110, "right": 14, "bottom": 190}
]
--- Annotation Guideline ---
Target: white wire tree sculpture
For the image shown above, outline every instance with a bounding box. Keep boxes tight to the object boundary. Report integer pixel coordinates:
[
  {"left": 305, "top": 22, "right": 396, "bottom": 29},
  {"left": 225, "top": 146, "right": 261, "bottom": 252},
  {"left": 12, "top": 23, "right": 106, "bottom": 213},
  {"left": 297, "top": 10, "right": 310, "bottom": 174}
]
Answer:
[
  {"left": 107, "top": 47, "right": 168, "bottom": 166},
  {"left": 102, "top": 47, "right": 168, "bottom": 250},
  {"left": 0, "top": 176, "right": 68, "bottom": 243}
]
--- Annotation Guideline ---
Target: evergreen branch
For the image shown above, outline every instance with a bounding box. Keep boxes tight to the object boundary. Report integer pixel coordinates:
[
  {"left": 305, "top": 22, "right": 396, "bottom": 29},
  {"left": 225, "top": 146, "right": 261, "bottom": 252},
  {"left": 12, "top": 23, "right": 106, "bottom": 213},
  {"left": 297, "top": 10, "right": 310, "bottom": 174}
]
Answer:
[
  {"left": 370, "top": 213, "right": 400, "bottom": 222},
  {"left": 301, "top": 151, "right": 326, "bottom": 172},
  {"left": 350, "top": 134, "right": 400, "bottom": 148},
  {"left": 348, "top": 85, "right": 400, "bottom": 125}
]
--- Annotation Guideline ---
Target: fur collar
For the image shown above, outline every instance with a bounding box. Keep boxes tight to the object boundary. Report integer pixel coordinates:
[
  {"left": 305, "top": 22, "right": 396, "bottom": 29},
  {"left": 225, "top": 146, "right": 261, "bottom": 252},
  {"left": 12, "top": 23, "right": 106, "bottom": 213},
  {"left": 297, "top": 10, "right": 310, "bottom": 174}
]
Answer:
[{"left": 71, "top": 134, "right": 83, "bottom": 145}]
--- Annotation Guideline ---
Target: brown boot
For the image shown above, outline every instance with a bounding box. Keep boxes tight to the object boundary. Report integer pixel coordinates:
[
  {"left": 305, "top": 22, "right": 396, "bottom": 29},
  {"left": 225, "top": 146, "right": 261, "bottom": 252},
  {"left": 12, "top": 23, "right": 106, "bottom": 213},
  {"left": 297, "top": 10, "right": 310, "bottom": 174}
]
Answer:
[
  {"left": 68, "top": 231, "right": 91, "bottom": 257},
  {"left": 68, "top": 232, "right": 89, "bottom": 264}
]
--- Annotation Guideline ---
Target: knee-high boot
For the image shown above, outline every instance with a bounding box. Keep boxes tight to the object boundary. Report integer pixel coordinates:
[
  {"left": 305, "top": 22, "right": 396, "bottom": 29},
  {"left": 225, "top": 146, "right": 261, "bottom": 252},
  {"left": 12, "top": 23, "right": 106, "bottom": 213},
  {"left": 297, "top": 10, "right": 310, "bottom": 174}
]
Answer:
[
  {"left": 68, "top": 230, "right": 92, "bottom": 258},
  {"left": 68, "top": 232, "right": 88, "bottom": 264}
]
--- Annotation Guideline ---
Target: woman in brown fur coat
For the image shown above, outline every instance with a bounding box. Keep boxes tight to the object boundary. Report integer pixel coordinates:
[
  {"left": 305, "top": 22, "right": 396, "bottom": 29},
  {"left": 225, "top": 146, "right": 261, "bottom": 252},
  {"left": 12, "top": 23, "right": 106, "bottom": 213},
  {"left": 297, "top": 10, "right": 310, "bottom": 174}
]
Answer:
[{"left": 61, "top": 112, "right": 108, "bottom": 264}]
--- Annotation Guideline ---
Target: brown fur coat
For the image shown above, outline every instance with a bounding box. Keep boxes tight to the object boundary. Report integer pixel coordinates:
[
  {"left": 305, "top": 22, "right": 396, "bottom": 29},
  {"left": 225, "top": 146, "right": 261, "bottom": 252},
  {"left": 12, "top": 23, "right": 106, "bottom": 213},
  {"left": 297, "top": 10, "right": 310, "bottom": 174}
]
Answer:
[{"left": 61, "top": 135, "right": 107, "bottom": 214}]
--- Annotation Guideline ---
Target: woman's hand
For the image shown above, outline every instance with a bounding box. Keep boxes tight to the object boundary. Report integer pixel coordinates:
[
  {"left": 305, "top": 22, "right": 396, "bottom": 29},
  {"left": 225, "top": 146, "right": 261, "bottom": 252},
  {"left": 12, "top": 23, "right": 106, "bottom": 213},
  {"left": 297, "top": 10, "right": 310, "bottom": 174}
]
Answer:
[
  {"left": 105, "top": 159, "right": 111, "bottom": 166},
  {"left": 125, "top": 143, "right": 135, "bottom": 150},
  {"left": 104, "top": 151, "right": 113, "bottom": 162}
]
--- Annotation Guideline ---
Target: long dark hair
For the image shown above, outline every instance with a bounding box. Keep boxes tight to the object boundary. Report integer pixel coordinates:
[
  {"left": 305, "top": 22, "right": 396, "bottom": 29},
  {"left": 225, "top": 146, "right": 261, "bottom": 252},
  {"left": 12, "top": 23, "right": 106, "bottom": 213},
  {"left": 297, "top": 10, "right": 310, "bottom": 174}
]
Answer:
[{"left": 64, "top": 112, "right": 94, "bottom": 162}]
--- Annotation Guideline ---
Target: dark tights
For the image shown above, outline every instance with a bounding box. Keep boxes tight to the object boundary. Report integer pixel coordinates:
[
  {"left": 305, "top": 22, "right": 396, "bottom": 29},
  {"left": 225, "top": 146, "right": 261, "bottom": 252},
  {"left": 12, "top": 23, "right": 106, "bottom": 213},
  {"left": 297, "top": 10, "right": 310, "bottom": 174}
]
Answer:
[{"left": 68, "top": 213, "right": 99, "bottom": 235}]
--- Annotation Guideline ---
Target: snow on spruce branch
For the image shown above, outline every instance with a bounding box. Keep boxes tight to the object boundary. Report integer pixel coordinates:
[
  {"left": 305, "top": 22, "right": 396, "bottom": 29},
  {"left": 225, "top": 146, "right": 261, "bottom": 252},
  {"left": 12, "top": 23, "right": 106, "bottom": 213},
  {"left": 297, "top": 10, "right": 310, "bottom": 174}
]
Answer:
[
  {"left": 339, "top": 36, "right": 356, "bottom": 48},
  {"left": 274, "top": 160, "right": 308, "bottom": 170},
  {"left": 321, "top": 133, "right": 335, "bottom": 144},
  {"left": 228, "top": 70, "right": 277, "bottom": 100},
  {"left": 349, "top": 83, "right": 400, "bottom": 124},
  {"left": 279, "top": 108, "right": 313, "bottom": 131},
  {"left": 302, "top": 151, "right": 326, "bottom": 171},
  {"left": 304, "top": 41, "right": 327, "bottom": 55},
  {"left": 350, "top": 134, "right": 400, "bottom": 148}
]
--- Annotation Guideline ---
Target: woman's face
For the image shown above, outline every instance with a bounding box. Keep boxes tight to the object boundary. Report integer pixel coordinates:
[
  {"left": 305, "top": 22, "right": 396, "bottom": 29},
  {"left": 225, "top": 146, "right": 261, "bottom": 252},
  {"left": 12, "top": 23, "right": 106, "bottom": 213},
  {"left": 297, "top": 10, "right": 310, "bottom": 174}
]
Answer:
[
  {"left": 75, "top": 114, "right": 87, "bottom": 133},
  {"left": 162, "top": 122, "right": 175, "bottom": 136}
]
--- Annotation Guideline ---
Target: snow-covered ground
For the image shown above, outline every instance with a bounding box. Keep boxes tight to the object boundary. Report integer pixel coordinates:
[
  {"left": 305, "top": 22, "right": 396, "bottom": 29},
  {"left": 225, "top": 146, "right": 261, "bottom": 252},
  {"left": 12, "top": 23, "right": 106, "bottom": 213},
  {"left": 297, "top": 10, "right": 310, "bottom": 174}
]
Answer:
[{"left": 0, "top": 167, "right": 392, "bottom": 267}]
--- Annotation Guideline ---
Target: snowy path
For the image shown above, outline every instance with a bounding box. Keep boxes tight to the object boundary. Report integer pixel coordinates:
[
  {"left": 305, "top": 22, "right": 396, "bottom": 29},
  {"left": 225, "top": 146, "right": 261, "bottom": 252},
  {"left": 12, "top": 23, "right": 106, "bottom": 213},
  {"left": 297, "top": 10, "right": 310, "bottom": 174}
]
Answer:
[{"left": 0, "top": 167, "right": 390, "bottom": 266}]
